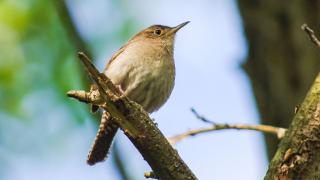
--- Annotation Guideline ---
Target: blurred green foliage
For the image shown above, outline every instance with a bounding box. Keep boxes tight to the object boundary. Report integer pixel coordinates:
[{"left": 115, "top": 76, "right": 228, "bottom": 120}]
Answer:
[
  {"left": 0, "top": 0, "right": 91, "bottom": 173},
  {"left": 0, "top": 0, "right": 88, "bottom": 120},
  {"left": 0, "top": 0, "right": 145, "bottom": 179},
  {"left": 0, "top": 0, "right": 139, "bottom": 179}
]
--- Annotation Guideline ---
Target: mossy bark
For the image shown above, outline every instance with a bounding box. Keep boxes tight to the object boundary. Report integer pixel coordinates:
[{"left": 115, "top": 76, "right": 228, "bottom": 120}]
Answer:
[{"left": 265, "top": 74, "right": 320, "bottom": 179}]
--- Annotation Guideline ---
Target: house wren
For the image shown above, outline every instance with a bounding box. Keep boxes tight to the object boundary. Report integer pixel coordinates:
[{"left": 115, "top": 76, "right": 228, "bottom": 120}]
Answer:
[{"left": 87, "top": 21, "right": 189, "bottom": 165}]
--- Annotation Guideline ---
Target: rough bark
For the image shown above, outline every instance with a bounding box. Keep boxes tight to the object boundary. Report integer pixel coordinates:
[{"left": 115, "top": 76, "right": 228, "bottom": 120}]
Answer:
[
  {"left": 265, "top": 73, "right": 320, "bottom": 179},
  {"left": 68, "top": 53, "right": 197, "bottom": 180},
  {"left": 237, "top": 0, "right": 320, "bottom": 159}
]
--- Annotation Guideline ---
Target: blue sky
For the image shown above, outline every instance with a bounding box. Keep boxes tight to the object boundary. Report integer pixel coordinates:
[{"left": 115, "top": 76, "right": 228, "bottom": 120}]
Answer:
[{"left": 7, "top": 0, "right": 269, "bottom": 179}]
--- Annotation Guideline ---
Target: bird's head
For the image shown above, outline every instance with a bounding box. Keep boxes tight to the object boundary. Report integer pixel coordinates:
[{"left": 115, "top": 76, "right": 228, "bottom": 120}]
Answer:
[{"left": 131, "top": 21, "right": 190, "bottom": 47}]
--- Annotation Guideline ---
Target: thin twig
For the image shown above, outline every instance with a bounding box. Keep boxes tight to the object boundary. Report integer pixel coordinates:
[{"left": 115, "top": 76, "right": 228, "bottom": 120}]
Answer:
[
  {"left": 190, "top": 108, "right": 215, "bottom": 124},
  {"left": 301, "top": 24, "right": 320, "bottom": 49},
  {"left": 168, "top": 123, "right": 287, "bottom": 145},
  {"left": 144, "top": 171, "right": 157, "bottom": 179},
  {"left": 168, "top": 108, "right": 287, "bottom": 145}
]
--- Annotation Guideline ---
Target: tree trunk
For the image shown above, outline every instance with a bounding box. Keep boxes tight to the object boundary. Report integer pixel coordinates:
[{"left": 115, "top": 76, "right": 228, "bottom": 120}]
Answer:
[
  {"left": 265, "top": 74, "right": 320, "bottom": 179},
  {"left": 237, "top": 0, "right": 320, "bottom": 159}
]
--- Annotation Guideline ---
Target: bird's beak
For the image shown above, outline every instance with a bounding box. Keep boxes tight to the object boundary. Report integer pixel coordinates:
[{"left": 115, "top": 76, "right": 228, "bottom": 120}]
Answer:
[{"left": 169, "top": 21, "right": 190, "bottom": 35}]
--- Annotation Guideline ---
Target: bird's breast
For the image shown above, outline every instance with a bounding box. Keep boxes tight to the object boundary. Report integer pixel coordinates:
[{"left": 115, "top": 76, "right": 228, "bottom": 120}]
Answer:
[{"left": 106, "top": 41, "right": 175, "bottom": 113}]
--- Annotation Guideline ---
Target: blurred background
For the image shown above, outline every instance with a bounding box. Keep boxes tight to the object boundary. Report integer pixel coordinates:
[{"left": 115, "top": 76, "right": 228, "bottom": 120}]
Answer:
[{"left": 1, "top": 0, "right": 320, "bottom": 179}]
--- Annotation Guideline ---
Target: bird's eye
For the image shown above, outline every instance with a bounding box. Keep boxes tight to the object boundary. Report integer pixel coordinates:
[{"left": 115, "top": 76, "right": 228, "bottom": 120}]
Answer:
[{"left": 154, "top": 29, "right": 162, "bottom": 35}]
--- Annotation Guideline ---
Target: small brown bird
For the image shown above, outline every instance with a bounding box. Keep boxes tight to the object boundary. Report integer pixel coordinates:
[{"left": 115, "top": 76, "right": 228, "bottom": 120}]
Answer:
[{"left": 87, "top": 21, "right": 189, "bottom": 165}]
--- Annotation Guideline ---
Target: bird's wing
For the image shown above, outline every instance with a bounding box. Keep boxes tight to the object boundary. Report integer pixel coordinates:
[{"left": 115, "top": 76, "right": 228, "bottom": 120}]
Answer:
[{"left": 104, "top": 43, "right": 128, "bottom": 71}]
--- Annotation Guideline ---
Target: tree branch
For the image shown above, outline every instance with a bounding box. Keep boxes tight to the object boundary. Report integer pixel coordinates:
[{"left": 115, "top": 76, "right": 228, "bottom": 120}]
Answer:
[
  {"left": 168, "top": 123, "right": 286, "bottom": 145},
  {"left": 67, "top": 52, "right": 197, "bottom": 180},
  {"left": 144, "top": 171, "right": 157, "bottom": 179},
  {"left": 301, "top": 24, "right": 320, "bottom": 49},
  {"left": 54, "top": 0, "right": 91, "bottom": 56},
  {"left": 168, "top": 108, "right": 286, "bottom": 145},
  {"left": 265, "top": 72, "right": 320, "bottom": 179}
]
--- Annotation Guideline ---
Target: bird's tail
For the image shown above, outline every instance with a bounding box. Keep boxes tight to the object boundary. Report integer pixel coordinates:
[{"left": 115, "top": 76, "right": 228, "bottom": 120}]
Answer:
[{"left": 87, "top": 111, "right": 119, "bottom": 165}]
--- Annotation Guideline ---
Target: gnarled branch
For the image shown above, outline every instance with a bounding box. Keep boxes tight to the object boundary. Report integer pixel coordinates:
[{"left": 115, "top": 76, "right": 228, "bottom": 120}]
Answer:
[{"left": 67, "top": 52, "right": 197, "bottom": 180}]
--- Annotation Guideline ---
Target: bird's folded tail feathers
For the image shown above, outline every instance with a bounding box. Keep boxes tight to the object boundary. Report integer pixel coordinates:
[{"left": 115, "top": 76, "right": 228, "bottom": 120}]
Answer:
[{"left": 87, "top": 111, "right": 119, "bottom": 165}]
